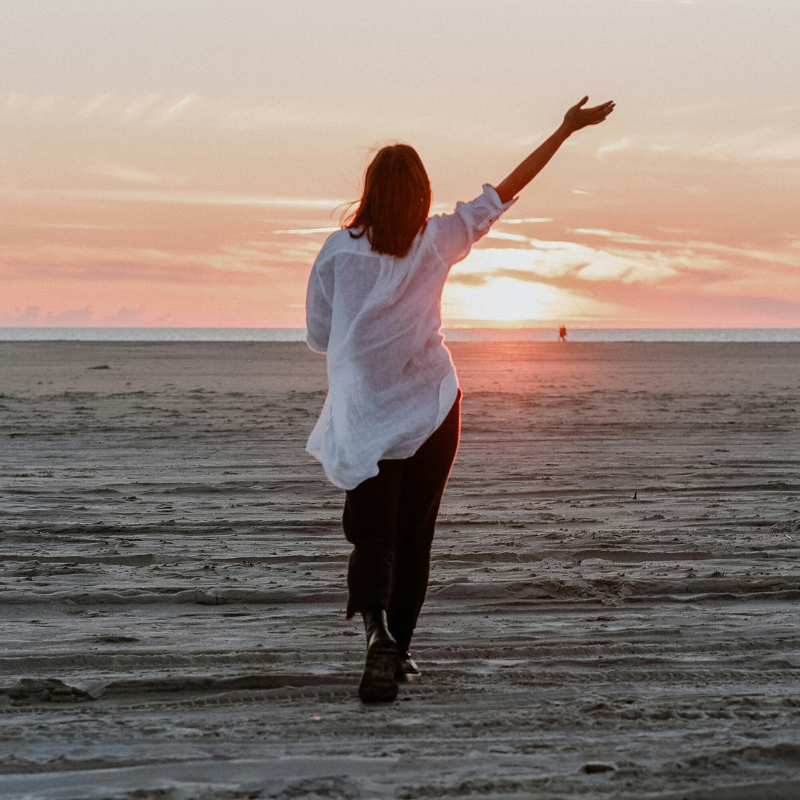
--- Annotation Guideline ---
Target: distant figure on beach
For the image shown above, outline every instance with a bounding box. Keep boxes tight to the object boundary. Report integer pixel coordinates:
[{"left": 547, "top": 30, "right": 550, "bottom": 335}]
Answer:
[
  {"left": 305, "top": 95, "right": 614, "bottom": 703},
  {"left": 559, "top": 325, "right": 567, "bottom": 342}
]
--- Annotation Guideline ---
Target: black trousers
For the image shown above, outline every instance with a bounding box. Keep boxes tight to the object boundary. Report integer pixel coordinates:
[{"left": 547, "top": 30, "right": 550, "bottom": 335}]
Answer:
[{"left": 342, "top": 391, "right": 461, "bottom": 652}]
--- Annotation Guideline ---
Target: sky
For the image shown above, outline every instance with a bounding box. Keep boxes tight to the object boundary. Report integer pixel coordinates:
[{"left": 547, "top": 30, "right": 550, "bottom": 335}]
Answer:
[{"left": 2, "top": 0, "right": 800, "bottom": 329}]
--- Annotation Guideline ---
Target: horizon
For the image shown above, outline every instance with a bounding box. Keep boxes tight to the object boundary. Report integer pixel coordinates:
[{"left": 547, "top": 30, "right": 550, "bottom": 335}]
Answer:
[
  {"left": 3, "top": 324, "right": 800, "bottom": 331},
  {"left": 2, "top": 1, "right": 800, "bottom": 328},
  {"left": 4, "top": 325, "right": 800, "bottom": 345}
]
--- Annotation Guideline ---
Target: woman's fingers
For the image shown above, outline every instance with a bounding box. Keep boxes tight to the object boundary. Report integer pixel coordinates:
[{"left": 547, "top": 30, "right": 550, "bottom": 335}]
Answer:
[
  {"left": 564, "top": 98, "right": 615, "bottom": 131},
  {"left": 588, "top": 102, "right": 615, "bottom": 122},
  {"left": 576, "top": 101, "right": 615, "bottom": 128},
  {"left": 575, "top": 97, "right": 613, "bottom": 111},
  {"left": 567, "top": 96, "right": 589, "bottom": 115}
]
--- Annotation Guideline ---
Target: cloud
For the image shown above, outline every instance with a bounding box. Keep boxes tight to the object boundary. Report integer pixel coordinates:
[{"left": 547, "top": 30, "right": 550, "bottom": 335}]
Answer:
[
  {"left": 594, "top": 125, "right": 800, "bottom": 165},
  {"left": 92, "top": 164, "right": 187, "bottom": 186},
  {"left": 699, "top": 127, "right": 800, "bottom": 163},
  {"left": 572, "top": 228, "right": 653, "bottom": 245},
  {"left": 497, "top": 217, "right": 553, "bottom": 225},
  {"left": 77, "top": 93, "right": 114, "bottom": 119},
  {"left": 0, "top": 238, "right": 317, "bottom": 285},
  {"left": 2, "top": 221, "right": 130, "bottom": 230},
  {"left": 6, "top": 187, "right": 347, "bottom": 210},
  {"left": 452, "top": 242, "right": 679, "bottom": 287},
  {"left": 120, "top": 94, "right": 162, "bottom": 124},
  {"left": 0, "top": 305, "right": 165, "bottom": 327},
  {"left": 0, "top": 91, "right": 383, "bottom": 135},
  {"left": 271, "top": 227, "right": 340, "bottom": 235},
  {"left": 440, "top": 229, "right": 800, "bottom": 325},
  {"left": 485, "top": 230, "right": 529, "bottom": 243},
  {"left": 163, "top": 94, "right": 196, "bottom": 120},
  {"left": 571, "top": 228, "right": 800, "bottom": 270},
  {"left": 443, "top": 275, "right": 631, "bottom": 325},
  {"left": 596, "top": 138, "right": 632, "bottom": 162}
]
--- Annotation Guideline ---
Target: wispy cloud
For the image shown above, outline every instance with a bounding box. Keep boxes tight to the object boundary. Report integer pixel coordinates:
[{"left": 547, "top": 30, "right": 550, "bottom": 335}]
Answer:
[
  {"left": 596, "top": 138, "right": 632, "bottom": 162},
  {"left": 119, "top": 94, "right": 162, "bottom": 124},
  {"left": 163, "top": 95, "right": 196, "bottom": 120},
  {"left": 594, "top": 125, "right": 800, "bottom": 164},
  {"left": 6, "top": 187, "right": 347, "bottom": 210},
  {"left": 571, "top": 228, "right": 800, "bottom": 269},
  {"left": 272, "top": 227, "right": 340, "bottom": 235},
  {"left": 699, "top": 127, "right": 800, "bottom": 162},
  {"left": 0, "top": 91, "right": 387, "bottom": 134},
  {"left": 443, "top": 275, "right": 632, "bottom": 325},
  {"left": 0, "top": 239, "right": 317, "bottom": 285},
  {"left": 91, "top": 164, "right": 187, "bottom": 186},
  {"left": 572, "top": 228, "right": 653, "bottom": 245},
  {"left": 453, "top": 244, "right": 678, "bottom": 287},
  {"left": 77, "top": 93, "right": 114, "bottom": 119},
  {"left": 497, "top": 217, "right": 554, "bottom": 225},
  {"left": 0, "top": 305, "right": 166, "bottom": 327},
  {"left": 0, "top": 221, "right": 131, "bottom": 230},
  {"left": 485, "top": 230, "right": 529, "bottom": 242},
  {"left": 440, "top": 228, "right": 800, "bottom": 325}
]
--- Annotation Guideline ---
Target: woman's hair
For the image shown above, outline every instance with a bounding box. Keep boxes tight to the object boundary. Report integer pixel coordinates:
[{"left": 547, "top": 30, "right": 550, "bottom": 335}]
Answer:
[{"left": 342, "top": 144, "right": 431, "bottom": 259}]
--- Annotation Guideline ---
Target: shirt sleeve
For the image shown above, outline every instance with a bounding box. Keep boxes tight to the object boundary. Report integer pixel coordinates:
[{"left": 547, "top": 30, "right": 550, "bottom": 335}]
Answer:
[
  {"left": 430, "top": 184, "right": 517, "bottom": 268},
  {"left": 305, "top": 249, "right": 334, "bottom": 354}
]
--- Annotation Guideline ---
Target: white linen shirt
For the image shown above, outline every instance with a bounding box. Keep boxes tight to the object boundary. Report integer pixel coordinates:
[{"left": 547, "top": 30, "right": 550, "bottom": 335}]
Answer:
[{"left": 305, "top": 184, "right": 516, "bottom": 490}]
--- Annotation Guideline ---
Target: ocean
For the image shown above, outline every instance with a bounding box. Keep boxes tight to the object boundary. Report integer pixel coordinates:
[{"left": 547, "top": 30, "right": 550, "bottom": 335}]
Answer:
[{"left": 1, "top": 326, "right": 800, "bottom": 342}]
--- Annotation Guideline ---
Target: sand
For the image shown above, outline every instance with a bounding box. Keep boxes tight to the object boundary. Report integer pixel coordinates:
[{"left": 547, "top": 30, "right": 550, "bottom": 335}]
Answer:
[{"left": 1, "top": 340, "right": 800, "bottom": 799}]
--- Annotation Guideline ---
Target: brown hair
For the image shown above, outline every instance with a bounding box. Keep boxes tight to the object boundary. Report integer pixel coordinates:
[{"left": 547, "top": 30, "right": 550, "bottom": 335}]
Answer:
[{"left": 342, "top": 144, "right": 431, "bottom": 259}]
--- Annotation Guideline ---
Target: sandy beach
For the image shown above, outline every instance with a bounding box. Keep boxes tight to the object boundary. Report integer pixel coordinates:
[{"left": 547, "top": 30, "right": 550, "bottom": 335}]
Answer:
[{"left": 2, "top": 340, "right": 800, "bottom": 799}]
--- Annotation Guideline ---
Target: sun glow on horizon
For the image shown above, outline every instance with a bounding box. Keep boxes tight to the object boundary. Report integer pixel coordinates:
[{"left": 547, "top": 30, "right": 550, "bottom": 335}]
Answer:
[
  {"left": 445, "top": 277, "right": 560, "bottom": 323},
  {"left": 443, "top": 247, "right": 642, "bottom": 326}
]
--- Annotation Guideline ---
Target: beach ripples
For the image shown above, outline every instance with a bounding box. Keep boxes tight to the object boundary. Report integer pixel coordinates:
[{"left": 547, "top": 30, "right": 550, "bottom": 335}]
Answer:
[{"left": 2, "top": 341, "right": 800, "bottom": 798}]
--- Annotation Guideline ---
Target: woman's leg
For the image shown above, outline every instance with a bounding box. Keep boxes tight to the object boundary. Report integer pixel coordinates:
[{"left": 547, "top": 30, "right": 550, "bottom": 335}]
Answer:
[
  {"left": 343, "top": 460, "right": 408, "bottom": 702},
  {"left": 388, "top": 394, "right": 461, "bottom": 652},
  {"left": 342, "top": 459, "right": 404, "bottom": 619}
]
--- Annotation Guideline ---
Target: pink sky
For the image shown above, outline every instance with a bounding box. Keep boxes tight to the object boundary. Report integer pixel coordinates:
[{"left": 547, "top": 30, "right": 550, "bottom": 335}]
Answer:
[{"left": 2, "top": 0, "right": 799, "bottom": 328}]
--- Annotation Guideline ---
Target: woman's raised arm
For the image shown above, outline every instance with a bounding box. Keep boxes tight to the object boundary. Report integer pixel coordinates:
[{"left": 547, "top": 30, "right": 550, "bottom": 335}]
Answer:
[{"left": 494, "top": 96, "right": 615, "bottom": 204}]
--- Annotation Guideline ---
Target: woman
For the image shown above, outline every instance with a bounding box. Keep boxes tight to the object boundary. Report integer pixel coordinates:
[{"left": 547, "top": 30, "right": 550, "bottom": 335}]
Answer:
[{"left": 305, "top": 96, "right": 614, "bottom": 703}]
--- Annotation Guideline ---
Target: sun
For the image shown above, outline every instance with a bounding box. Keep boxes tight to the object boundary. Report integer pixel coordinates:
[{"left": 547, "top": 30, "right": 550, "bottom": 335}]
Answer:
[
  {"left": 446, "top": 276, "right": 562, "bottom": 322},
  {"left": 441, "top": 246, "right": 633, "bottom": 326}
]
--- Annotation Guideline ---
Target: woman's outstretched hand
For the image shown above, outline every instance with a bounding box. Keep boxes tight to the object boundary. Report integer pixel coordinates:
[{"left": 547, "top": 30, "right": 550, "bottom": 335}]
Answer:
[
  {"left": 493, "top": 95, "right": 617, "bottom": 204},
  {"left": 560, "top": 96, "right": 615, "bottom": 135}
]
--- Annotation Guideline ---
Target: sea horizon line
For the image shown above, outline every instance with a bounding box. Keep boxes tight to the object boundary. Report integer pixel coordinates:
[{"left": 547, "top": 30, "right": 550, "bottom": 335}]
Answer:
[{"left": 2, "top": 327, "right": 800, "bottom": 343}]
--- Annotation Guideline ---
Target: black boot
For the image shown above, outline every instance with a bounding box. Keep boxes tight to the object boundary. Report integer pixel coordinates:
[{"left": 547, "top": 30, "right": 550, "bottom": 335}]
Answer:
[
  {"left": 396, "top": 651, "right": 421, "bottom": 683},
  {"left": 358, "top": 607, "right": 399, "bottom": 703}
]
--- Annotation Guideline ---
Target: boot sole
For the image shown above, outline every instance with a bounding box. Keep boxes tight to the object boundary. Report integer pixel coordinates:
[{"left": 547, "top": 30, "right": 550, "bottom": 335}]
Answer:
[{"left": 359, "top": 639, "right": 399, "bottom": 703}]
